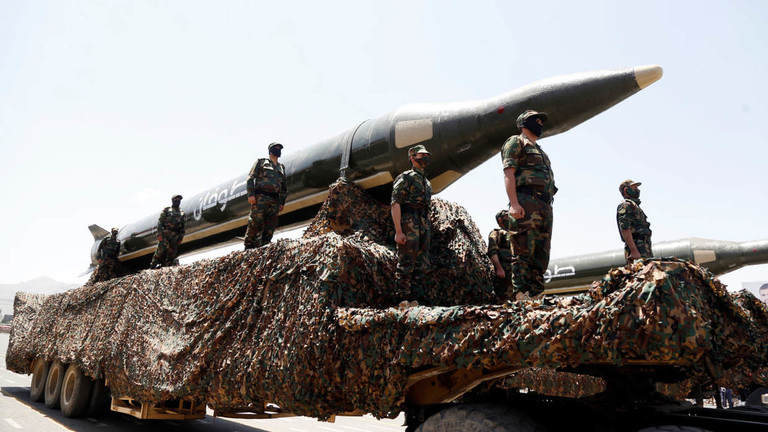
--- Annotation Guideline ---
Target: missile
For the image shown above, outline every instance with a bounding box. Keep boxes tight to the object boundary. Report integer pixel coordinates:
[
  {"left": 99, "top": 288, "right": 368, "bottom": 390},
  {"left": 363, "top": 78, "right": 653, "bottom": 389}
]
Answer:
[
  {"left": 90, "top": 65, "right": 663, "bottom": 271},
  {"left": 544, "top": 237, "right": 768, "bottom": 294}
]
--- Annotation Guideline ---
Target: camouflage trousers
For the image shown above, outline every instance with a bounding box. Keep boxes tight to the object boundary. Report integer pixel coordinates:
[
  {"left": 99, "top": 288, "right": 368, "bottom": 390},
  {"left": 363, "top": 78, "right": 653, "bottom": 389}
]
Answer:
[
  {"left": 89, "top": 259, "right": 120, "bottom": 283},
  {"left": 150, "top": 232, "right": 183, "bottom": 268},
  {"left": 244, "top": 195, "right": 280, "bottom": 249},
  {"left": 624, "top": 235, "right": 653, "bottom": 263},
  {"left": 507, "top": 193, "right": 553, "bottom": 297},
  {"left": 494, "top": 261, "right": 515, "bottom": 302},
  {"left": 396, "top": 213, "right": 430, "bottom": 285}
]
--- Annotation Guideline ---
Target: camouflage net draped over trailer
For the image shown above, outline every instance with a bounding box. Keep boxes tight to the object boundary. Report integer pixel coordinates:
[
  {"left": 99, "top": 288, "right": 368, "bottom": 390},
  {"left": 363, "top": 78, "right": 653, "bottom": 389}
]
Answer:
[{"left": 7, "top": 179, "right": 768, "bottom": 419}]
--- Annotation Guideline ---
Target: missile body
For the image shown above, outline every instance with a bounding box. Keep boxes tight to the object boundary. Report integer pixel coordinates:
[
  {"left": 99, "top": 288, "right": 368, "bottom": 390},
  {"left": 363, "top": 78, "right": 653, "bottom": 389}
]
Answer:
[
  {"left": 544, "top": 237, "right": 768, "bottom": 293},
  {"left": 90, "top": 65, "right": 663, "bottom": 271}
]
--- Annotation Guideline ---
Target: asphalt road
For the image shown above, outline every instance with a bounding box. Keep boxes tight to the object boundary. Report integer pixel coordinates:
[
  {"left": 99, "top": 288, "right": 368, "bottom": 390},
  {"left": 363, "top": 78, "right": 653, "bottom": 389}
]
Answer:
[{"left": 0, "top": 333, "right": 405, "bottom": 432}]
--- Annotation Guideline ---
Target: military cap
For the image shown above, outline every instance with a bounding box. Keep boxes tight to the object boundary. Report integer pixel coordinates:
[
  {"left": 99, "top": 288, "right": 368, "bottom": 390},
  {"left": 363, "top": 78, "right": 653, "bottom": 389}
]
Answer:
[
  {"left": 495, "top": 208, "right": 518, "bottom": 230},
  {"left": 111, "top": 227, "right": 119, "bottom": 233},
  {"left": 516, "top": 110, "right": 549, "bottom": 128},
  {"left": 619, "top": 179, "right": 641, "bottom": 192},
  {"left": 172, "top": 194, "right": 183, "bottom": 200},
  {"left": 495, "top": 209, "right": 509, "bottom": 223},
  {"left": 268, "top": 142, "right": 284, "bottom": 150},
  {"left": 408, "top": 144, "right": 431, "bottom": 157}
]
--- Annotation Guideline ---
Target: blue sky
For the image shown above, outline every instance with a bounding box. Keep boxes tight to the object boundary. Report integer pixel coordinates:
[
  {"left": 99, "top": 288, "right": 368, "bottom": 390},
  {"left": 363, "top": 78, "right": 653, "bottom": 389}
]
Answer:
[{"left": 1, "top": 0, "right": 766, "bottom": 292}]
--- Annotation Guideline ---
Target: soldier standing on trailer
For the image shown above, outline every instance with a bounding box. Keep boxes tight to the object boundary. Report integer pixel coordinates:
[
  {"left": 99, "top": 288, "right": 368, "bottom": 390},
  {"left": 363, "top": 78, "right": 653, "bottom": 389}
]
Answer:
[
  {"left": 90, "top": 227, "right": 122, "bottom": 282},
  {"left": 616, "top": 179, "right": 652, "bottom": 263},
  {"left": 150, "top": 195, "right": 186, "bottom": 268},
  {"left": 487, "top": 210, "right": 515, "bottom": 301},
  {"left": 244, "top": 142, "right": 287, "bottom": 249},
  {"left": 501, "top": 110, "right": 556, "bottom": 298},
  {"left": 391, "top": 144, "right": 432, "bottom": 298}
]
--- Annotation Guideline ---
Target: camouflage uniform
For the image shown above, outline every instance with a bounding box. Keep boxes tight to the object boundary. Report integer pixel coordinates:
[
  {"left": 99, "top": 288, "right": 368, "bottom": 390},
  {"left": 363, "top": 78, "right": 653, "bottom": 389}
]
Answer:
[
  {"left": 150, "top": 200, "right": 186, "bottom": 268},
  {"left": 391, "top": 149, "right": 432, "bottom": 288},
  {"left": 90, "top": 230, "right": 121, "bottom": 282},
  {"left": 617, "top": 197, "right": 652, "bottom": 263},
  {"left": 487, "top": 214, "right": 514, "bottom": 301},
  {"left": 501, "top": 112, "right": 556, "bottom": 296},
  {"left": 96, "top": 232, "right": 121, "bottom": 279},
  {"left": 245, "top": 154, "right": 287, "bottom": 249}
]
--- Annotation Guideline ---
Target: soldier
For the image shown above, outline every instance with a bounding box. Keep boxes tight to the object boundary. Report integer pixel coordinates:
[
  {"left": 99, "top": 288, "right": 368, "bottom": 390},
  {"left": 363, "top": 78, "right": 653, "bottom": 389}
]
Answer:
[
  {"left": 150, "top": 194, "right": 186, "bottom": 269},
  {"left": 244, "top": 142, "right": 287, "bottom": 249},
  {"left": 501, "top": 110, "right": 556, "bottom": 297},
  {"left": 487, "top": 210, "right": 514, "bottom": 301},
  {"left": 90, "top": 227, "right": 121, "bottom": 282},
  {"left": 616, "top": 179, "right": 652, "bottom": 263},
  {"left": 391, "top": 144, "right": 432, "bottom": 296}
]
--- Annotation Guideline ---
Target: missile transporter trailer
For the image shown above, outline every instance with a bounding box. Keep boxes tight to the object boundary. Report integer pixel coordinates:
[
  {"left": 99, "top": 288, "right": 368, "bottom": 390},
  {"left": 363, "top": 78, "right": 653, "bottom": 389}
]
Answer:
[{"left": 8, "top": 181, "right": 768, "bottom": 432}]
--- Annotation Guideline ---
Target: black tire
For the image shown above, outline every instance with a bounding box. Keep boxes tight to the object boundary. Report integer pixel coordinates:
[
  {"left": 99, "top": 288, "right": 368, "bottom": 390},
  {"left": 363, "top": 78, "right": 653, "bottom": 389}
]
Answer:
[
  {"left": 60, "top": 364, "right": 93, "bottom": 418},
  {"left": 85, "top": 378, "right": 111, "bottom": 418},
  {"left": 415, "top": 404, "right": 546, "bottom": 432},
  {"left": 29, "top": 358, "right": 49, "bottom": 402},
  {"left": 637, "top": 426, "right": 713, "bottom": 432},
  {"left": 44, "top": 360, "right": 67, "bottom": 409}
]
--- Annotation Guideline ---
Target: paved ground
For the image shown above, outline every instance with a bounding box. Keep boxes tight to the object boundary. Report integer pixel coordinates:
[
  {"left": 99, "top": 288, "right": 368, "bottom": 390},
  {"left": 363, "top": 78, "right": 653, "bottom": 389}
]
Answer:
[{"left": 0, "top": 333, "right": 405, "bottom": 432}]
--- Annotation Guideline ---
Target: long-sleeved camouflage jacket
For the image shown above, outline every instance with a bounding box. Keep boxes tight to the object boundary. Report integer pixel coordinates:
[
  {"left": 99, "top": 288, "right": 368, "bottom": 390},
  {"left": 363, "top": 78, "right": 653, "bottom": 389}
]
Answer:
[
  {"left": 247, "top": 158, "right": 288, "bottom": 206},
  {"left": 158, "top": 207, "right": 186, "bottom": 236},
  {"left": 97, "top": 236, "right": 121, "bottom": 261},
  {"left": 487, "top": 228, "right": 513, "bottom": 263}
]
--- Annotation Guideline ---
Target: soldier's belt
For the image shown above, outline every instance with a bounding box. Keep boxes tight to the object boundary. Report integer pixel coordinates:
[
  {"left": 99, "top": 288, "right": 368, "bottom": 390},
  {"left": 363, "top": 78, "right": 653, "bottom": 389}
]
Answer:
[
  {"left": 257, "top": 190, "right": 280, "bottom": 200},
  {"left": 517, "top": 186, "right": 553, "bottom": 205},
  {"left": 400, "top": 205, "right": 428, "bottom": 216}
]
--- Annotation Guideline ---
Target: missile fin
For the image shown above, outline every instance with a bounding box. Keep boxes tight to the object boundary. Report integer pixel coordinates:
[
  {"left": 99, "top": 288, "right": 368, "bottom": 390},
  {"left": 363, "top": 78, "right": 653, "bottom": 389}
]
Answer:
[{"left": 88, "top": 224, "right": 110, "bottom": 240}]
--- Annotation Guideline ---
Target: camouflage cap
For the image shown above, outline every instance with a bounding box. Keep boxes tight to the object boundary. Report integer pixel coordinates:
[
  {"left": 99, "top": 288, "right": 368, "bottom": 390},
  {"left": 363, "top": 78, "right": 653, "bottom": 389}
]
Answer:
[
  {"left": 408, "top": 144, "right": 431, "bottom": 157},
  {"left": 619, "top": 179, "right": 641, "bottom": 192},
  {"left": 495, "top": 209, "right": 509, "bottom": 223},
  {"left": 268, "top": 142, "right": 284, "bottom": 150},
  {"left": 496, "top": 208, "right": 518, "bottom": 231},
  {"left": 172, "top": 194, "right": 183, "bottom": 200},
  {"left": 516, "top": 110, "right": 549, "bottom": 128},
  {"left": 111, "top": 227, "right": 119, "bottom": 233}
]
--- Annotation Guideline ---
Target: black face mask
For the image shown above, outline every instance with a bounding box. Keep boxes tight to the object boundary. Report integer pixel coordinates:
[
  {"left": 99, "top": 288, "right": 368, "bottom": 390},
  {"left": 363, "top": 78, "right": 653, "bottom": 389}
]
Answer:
[
  {"left": 172, "top": 199, "right": 181, "bottom": 208},
  {"left": 625, "top": 187, "right": 640, "bottom": 200},
  {"left": 413, "top": 156, "right": 429, "bottom": 170},
  {"left": 523, "top": 117, "right": 543, "bottom": 137},
  {"left": 270, "top": 148, "right": 282, "bottom": 157}
]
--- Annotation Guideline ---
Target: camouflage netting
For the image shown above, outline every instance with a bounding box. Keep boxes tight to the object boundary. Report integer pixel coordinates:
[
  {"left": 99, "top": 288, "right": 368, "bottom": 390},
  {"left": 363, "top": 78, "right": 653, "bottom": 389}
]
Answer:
[{"left": 7, "top": 179, "right": 768, "bottom": 419}]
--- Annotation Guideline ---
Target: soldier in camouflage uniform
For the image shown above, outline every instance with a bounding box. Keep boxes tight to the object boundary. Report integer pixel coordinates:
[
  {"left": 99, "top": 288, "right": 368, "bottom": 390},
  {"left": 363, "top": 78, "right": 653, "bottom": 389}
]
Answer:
[
  {"left": 89, "top": 227, "right": 122, "bottom": 282},
  {"left": 391, "top": 144, "right": 432, "bottom": 296},
  {"left": 501, "top": 110, "right": 556, "bottom": 297},
  {"left": 616, "top": 179, "right": 652, "bottom": 263},
  {"left": 487, "top": 210, "right": 515, "bottom": 301},
  {"left": 97, "top": 227, "right": 121, "bottom": 279},
  {"left": 150, "top": 194, "right": 186, "bottom": 269},
  {"left": 244, "top": 142, "right": 287, "bottom": 249}
]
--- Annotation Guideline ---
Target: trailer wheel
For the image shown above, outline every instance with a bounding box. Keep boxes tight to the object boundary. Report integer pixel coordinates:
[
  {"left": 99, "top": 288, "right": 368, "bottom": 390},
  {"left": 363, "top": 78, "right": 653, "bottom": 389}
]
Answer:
[
  {"left": 415, "top": 404, "right": 545, "bottom": 432},
  {"left": 85, "top": 378, "right": 111, "bottom": 417},
  {"left": 637, "top": 426, "right": 713, "bottom": 432},
  {"left": 30, "top": 358, "right": 49, "bottom": 402},
  {"left": 44, "top": 360, "right": 67, "bottom": 409},
  {"left": 60, "top": 364, "right": 93, "bottom": 418}
]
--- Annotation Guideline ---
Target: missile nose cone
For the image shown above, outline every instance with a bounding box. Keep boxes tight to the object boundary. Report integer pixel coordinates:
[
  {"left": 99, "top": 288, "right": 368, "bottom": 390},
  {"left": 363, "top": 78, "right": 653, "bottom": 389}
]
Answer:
[{"left": 634, "top": 65, "right": 663, "bottom": 89}]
